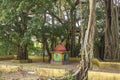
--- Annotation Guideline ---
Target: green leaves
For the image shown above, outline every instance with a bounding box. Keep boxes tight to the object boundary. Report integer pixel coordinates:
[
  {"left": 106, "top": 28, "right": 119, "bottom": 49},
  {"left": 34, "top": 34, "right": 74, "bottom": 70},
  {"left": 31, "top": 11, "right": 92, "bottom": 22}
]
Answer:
[{"left": 0, "top": 0, "right": 80, "bottom": 56}]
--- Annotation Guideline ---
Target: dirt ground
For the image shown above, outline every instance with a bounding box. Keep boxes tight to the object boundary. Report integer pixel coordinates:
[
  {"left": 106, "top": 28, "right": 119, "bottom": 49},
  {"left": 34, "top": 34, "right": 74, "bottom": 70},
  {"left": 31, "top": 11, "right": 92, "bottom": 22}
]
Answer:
[
  {"left": 0, "top": 60, "right": 79, "bottom": 80},
  {"left": 0, "top": 60, "right": 119, "bottom": 80},
  {"left": 1, "top": 71, "right": 40, "bottom": 80}
]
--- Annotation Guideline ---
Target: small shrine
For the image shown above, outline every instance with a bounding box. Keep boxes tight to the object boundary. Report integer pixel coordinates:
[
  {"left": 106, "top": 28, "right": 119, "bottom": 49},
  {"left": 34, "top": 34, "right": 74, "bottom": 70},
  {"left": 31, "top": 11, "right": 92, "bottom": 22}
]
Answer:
[{"left": 50, "top": 44, "right": 69, "bottom": 65}]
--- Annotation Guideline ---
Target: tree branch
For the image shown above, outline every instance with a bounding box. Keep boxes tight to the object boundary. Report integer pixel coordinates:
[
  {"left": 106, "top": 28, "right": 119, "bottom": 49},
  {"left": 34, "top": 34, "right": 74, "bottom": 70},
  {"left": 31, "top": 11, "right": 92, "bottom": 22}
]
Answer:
[{"left": 47, "top": 12, "right": 64, "bottom": 24}]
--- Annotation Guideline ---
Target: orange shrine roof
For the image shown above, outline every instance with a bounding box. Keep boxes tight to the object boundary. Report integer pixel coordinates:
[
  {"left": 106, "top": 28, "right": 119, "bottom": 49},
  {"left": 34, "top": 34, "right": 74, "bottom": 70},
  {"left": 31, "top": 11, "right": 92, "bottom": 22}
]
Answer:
[{"left": 54, "top": 44, "right": 66, "bottom": 53}]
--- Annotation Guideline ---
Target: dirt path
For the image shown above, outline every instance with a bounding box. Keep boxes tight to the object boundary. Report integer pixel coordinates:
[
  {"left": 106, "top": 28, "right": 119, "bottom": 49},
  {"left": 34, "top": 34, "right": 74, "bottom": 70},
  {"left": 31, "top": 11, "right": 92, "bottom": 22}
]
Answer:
[
  {"left": 0, "top": 60, "right": 79, "bottom": 80},
  {"left": 0, "top": 60, "right": 78, "bottom": 70},
  {"left": 1, "top": 72, "right": 40, "bottom": 80}
]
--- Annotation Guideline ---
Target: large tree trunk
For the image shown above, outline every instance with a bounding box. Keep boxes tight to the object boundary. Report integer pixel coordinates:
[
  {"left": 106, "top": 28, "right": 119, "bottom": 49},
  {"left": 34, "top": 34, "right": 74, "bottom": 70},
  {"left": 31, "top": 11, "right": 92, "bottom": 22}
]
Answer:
[
  {"left": 17, "top": 44, "right": 28, "bottom": 60},
  {"left": 80, "top": 0, "right": 96, "bottom": 80},
  {"left": 104, "top": 0, "right": 119, "bottom": 61},
  {"left": 84, "top": 0, "right": 96, "bottom": 68},
  {"left": 16, "top": 12, "right": 29, "bottom": 60}
]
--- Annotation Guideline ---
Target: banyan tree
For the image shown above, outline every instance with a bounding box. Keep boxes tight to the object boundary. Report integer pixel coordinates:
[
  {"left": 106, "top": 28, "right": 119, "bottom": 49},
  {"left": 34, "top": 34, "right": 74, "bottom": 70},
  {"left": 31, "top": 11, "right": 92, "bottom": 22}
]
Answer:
[
  {"left": 50, "top": 0, "right": 96, "bottom": 80},
  {"left": 104, "top": 0, "right": 120, "bottom": 61}
]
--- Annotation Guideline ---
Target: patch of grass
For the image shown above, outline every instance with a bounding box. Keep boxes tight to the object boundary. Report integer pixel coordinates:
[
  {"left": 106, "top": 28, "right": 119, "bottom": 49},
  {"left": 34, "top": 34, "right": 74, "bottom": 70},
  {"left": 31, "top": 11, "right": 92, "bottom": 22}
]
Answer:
[
  {"left": 12, "top": 59, "right": 32, "bottom": 63},
  {"left": 66, "top": 74, "right": 74, "bottom": 80},
  {"left": 0, "top": 65, "right": 23, "bottom": 73},
  {"left": 88, "top": 71, "right": 120, "bottom": 80},
  {"left": 29, "top": 56, "right": 48, "bottom": 61},
  {"left": 33, "top": 68, "right": 70, "bottom": 77},
  {"left": 0, "top": 78, "right": 2, "bottom": 80},
  {"left": 0, "top": 55, "right": 14, "bottom": 60},
  {"left": 0, "top": 71, "right": 2, "bottom": 80}
]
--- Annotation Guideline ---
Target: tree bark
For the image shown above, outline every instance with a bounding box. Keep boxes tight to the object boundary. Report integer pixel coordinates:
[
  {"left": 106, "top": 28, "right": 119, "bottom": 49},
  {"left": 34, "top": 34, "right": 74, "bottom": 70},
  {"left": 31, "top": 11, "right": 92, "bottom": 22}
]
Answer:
[
  {"left": 45, "top": 40, "right": 51, "bottom": 63},
  {"left": 80, "top": 0, "right": 96, "bottom": 80},
  {"left": 17, "top": 44, "right": 28, "bottom": 60},
  {"left": 16, "top": 12, "right": 29, "bottom": 60},
  {"left": 70, "top": 9, "right": 76, "bottom": 57},
  {"left": 84, "top": 0, "right": 96, "bottom": 68},
  {"left": 104, "top": 0, "right": 119, "bottom": 61},
  {"left": 42, "top": 34, "right": 51, "bottom": 63}
]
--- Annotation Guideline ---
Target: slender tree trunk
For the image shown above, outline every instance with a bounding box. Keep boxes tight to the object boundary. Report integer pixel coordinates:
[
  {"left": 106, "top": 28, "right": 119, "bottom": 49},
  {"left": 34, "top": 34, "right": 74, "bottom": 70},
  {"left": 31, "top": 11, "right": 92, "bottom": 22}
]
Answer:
[
  {"left": 42, "top": 35, "right": 51, "bottom": 63},
  {"left": 42, "top": 36, "right": 46, "bottom": 62},
  {"left": 70, "top": 10, "right": 76, "bottom": 57},
  {"left": 104, "top": 0, "right": 119, "bottom": 61},
  {"left": 45, "top": 40, "right": 51, "bottom": 63},
  {"left": 99, "top": 34, "right": 105, "bottom": 60},
  {"left": 42, "top": 32, "right": 51, "bottom": 63}
]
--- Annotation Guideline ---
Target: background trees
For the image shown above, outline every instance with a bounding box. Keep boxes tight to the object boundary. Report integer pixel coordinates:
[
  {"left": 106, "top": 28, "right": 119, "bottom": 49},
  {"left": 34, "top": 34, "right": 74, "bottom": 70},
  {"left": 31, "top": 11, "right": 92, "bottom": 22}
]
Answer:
[
  {"left": 0, "top": 0, "right": 44, "bottom": 60},
  {"left": 0, "top": 0, "right": 119, "bottom": 62}
]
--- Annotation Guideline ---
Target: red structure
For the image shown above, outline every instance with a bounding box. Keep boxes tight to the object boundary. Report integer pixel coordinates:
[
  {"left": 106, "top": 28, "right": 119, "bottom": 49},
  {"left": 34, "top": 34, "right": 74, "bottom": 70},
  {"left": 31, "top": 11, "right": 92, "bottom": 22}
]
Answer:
[
  {"left": 50, "top": 44, "right": 69, "bottom": 65},
  {"left": 54, "top": 44, "right": 66, "bottom": 52}
]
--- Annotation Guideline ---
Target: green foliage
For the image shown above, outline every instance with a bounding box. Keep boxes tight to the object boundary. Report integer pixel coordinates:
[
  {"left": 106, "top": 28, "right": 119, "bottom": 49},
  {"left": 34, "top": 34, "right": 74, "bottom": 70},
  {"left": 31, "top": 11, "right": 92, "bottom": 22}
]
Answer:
[
  {"left": 0, "top": 0, "right": 107, "bottom": 58},
  {"left": 94, "top": 1, "right": 105, "bottom": 58},
  {"left": 73, "top": 44, "right": 81, "bottom": 57},
  {"left": 66, "top": 74, "right": 74, "bottom": 80},
  {"left": 0, "top": 41, "right": 16, "bottom": 55},
  {"left": 0, "top": 0, "right": 81, "bottom": 56},
  {"left": 0, "top": 0, "right": 46, "bottom": 55},
  {"left": 96, "top": 3, "right": 105, "bottom": 32}
]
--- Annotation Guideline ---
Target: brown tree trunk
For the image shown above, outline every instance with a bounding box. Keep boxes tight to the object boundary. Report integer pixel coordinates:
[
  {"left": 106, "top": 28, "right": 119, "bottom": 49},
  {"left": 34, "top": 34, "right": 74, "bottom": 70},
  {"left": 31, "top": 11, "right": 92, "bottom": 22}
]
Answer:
[
  {"left": 70, "top": 9, "right": 76, "bottom": 57},
  {"left": 80, "top": 0, "right": 96, "bottom": 80},
  {"left": 84, "top": 0, "right": 96, "bottom": 68},
  {"left": 17, "top": 44, "right": 28, "bottom": 60},
  {"left": 16, "top": 12, "right": 28, "bottom": 60},
  {"left": 104, "top": 0, "right": 119, "bottom": 61},
  {"left": 42, "top": 35, "right": 51, "bottom": 63},
  {"left": 45, "top": 40, "right": 51, "bottom": 63}
]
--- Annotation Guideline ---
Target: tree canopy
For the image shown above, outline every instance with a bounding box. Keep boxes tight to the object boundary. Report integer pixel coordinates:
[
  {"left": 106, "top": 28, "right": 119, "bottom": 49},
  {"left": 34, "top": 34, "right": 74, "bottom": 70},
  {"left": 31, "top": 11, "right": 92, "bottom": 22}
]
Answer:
[{"left": 0, "top": 0, "right": 119, "bottom": 62}]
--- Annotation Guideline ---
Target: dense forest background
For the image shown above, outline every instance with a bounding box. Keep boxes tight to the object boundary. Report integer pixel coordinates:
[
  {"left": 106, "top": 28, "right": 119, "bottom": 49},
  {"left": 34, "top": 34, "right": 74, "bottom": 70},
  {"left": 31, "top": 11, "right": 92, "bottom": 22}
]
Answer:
[{"left": 0, "top": 0, "right": 120, "bottom": 62}]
